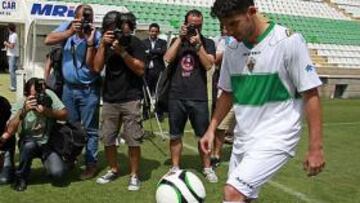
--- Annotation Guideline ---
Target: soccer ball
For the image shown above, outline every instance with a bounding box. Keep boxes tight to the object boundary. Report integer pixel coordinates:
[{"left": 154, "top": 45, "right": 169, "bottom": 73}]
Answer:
[{"left": 156, "top": 170, "right": 206, "bottom": 203}]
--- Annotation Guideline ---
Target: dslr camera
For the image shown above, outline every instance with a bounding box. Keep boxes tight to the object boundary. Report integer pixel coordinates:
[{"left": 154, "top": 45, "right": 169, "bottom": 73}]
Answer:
[
  {"left": 113, "top": 28, "right": 131, "bottom": 48},
  {"left": 34, "top": 80, "right": 52, "bottom": 108},
  {"left": 186, "top": 24, "right": 197, "bottom": 37},
  {"left": 82, "top": 7, "right": 93, "bottom": 34}
]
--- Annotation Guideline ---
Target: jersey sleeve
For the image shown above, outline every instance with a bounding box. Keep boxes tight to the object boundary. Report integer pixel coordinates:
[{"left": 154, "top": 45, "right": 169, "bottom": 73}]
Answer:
[
  {"left": 286, "top": 33, "right": 322, "bottom": 92},
  {"left": 218, "top": 47, "right": 232, "bottom": 92}
]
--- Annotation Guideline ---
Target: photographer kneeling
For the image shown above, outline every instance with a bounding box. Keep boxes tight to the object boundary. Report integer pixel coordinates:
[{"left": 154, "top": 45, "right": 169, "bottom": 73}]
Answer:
[{"left": 4, "top": 78, "right": 68, "bottom": 191}]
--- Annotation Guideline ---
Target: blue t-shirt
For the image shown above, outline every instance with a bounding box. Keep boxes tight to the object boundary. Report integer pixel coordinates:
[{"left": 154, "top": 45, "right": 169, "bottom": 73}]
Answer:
[{"left": 53, "top": 22, "right": 101, "bottom": 85}]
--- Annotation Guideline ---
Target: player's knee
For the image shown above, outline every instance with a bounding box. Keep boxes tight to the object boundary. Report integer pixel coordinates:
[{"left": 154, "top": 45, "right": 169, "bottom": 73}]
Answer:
[{"left": 224, "top": 184, "right": 247, "bottom": 202}]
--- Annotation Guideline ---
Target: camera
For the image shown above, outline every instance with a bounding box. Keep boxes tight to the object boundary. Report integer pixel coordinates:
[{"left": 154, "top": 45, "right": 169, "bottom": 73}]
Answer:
[
  {"left": 113, "top": 28, "right": 131, "bottom": 47},
  {"left": 186, "top": 24, "right": 197, "bottom": 37},
  {"left": 34, "top": 80, "right": 52, "bottom": 108},
  {"left": 82, "top": 7, "right": 93, "bottom": 34}
]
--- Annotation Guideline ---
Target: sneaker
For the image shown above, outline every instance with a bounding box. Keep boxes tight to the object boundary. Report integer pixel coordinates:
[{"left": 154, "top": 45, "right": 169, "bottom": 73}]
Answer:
[
  {"left": 80, "top": 165, "right": 97, "bottom": 180},
  {"left": 210, "top": 157, "right": 221, "bottom": 168},
  {"left": 167, "top": 166, "right": 180, "bottom": 175},
  {"left": 13, "top": 178, "right": 27, "bottom": 192},
  {"left": 96, "top": 170, "right": 119, "bottom": 184},
  {"left": 9, "top": 87, "right": 16, "bottom": 92},
  {"left": 128, "top": 175, "right": 140, "bottom": 191},
  {"left": 203, "top": 167, "right": 218, "bottom": 183}
]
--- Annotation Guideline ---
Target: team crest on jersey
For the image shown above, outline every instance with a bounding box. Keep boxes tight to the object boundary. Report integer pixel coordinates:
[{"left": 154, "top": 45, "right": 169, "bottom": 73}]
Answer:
[
  {"left": 247, "top": 57, "right": 256, "bottom": 72},
  {"left": 285, "top": 29, "right": 294, "bottom": 37}
]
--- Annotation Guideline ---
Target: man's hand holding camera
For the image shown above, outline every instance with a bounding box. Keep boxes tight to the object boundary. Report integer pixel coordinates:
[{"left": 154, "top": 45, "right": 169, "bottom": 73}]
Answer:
[{"left": 23, "top": 95, "right": 51, "bottom": 117}]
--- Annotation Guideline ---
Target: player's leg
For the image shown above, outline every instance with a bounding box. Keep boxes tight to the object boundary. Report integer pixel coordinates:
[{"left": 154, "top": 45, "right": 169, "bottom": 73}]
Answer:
[{"left": 225, "top": 148, "right": 290, "bottom": 201}]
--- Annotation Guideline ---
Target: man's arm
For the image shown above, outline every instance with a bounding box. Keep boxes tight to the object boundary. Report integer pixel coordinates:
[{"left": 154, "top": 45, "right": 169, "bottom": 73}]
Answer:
[
  {"left": 197, "top": 45, "right": 214, "bottom": 71},
  {"left": 200, "top": 91, "right": 233, "bottom": 154},
  {"left": 215, "top": 52, "right": 223, "bottom": 66},
  {"left": 303, "top": 88, "right": 325, "bottom": 176},
  {"left": 163, "top": 37, "right": 182, "bottom": 64},
  {"left": 44, "top": 20, "right": 80, "bottom": 45},
  {"left": 3, "top": 41, "right": 15, "bottom": 49},
  {"left": 115, "top": 49, "right": 145, "bottom": 76},
  {"left": 44, "top": 56, "right": 51, "bottom": 81},
  {"left": 85, "top": 25, "right": 98, "bottom": 70}
]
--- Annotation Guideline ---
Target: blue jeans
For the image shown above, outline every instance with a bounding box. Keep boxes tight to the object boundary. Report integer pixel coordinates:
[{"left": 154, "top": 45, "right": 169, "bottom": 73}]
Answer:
[
  {"left": 62, "top": 83, "right": 100, "bottom": 166},
  {"left": 16, "top": 138, "right": 65, "bottom": 181},
  {"left": 7, "top": 56, "right": 18, "bottom": 89}
]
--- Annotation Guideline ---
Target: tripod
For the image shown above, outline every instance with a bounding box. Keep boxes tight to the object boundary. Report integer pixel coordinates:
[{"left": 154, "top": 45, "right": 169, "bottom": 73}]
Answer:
[{"left": 142, "top": 77, "right": 166, "bottom": 141}]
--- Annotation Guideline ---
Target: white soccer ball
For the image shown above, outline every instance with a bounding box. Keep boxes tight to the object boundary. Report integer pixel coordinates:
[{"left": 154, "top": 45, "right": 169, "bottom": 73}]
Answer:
[{"left": 156, "top": 170, "right": 206, "bottom": 203}]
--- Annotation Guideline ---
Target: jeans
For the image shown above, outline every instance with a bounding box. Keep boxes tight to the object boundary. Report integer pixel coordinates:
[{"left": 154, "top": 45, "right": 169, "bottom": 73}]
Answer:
[
  {"left": 16, "top": 139, "right": 65, "bottom": 181},
  {"left": 0, "top": 136, "right": 15, "bottom": 183},
  {"left": 7, "top": 56, "right": 18, "bottom": 89},
  {"left": 62, "top": 83, "right": 100, "bottom": 166}
]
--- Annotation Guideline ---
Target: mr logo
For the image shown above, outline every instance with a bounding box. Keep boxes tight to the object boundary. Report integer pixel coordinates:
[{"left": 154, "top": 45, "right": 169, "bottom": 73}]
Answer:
[
  {"left": 31, "top": 3, "right": 75, "bottom": 17},
  {"left": 305, "top": 64, "right": 315, "bottom": 72}
]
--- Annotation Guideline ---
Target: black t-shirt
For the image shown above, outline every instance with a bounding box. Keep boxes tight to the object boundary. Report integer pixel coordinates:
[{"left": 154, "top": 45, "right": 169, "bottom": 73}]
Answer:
[
  {"left": 103, "top": 35, "right": 146, "bottom": 103},
  {"left": 169, "top": 37, "right": 215, "bottom": 101}
]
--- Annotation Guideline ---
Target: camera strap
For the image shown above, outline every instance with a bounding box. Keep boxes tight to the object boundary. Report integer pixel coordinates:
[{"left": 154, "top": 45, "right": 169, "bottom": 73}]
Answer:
[{"left": 70, "top": 39, "right": 88, "bottom": 79}]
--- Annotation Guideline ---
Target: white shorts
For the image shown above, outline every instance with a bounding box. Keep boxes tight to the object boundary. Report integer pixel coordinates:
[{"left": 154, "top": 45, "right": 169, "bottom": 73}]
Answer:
[{"left": 226, "top": 149, "right": 291, "bottom": 199}]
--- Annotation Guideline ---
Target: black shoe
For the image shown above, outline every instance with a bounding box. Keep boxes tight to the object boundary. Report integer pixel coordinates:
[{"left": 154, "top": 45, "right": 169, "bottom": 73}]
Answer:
[
  {"left": 13, "top": 178, "right": 27, "bottom": 191},
  {"left": 210, "top": 157, "right": 220, "bottom": 168}
]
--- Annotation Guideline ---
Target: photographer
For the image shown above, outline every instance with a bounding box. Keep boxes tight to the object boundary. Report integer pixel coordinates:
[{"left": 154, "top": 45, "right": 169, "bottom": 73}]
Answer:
[
  {"left": 44, "top": 4, "right": 102, "bottom": 180},
  {"left": 4, "top": 78, "right": 67, "bottom": 191},
  {"left": 92, "top": 11, "right": 145, "bottom": 191},
  {"left": 163, "top": 9, "right": 217, "bottom": 182}
]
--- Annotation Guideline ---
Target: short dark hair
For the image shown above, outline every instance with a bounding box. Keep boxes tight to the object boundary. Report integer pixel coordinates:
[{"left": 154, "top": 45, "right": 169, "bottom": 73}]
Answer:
[
  {"left": 101, "top": 11, "right": 137, "bottom": 32},
  {"left": 149, "top": 23, "right": 160, "bottom": 31},
  {"left": 211, "top": 0, "right": 254, "bottom": 19},
  {"left": 121, "top": 12, "right": 137, "bottom": 31},
  {"left": 23, "top": 78, "right": 40, "bottom": 96},
  {"left": 184, "top": 9, "right": 202, "bottom": 23},
  {"left": 8, "top": 23, "right": 16, "bottom": 32},
  {"left": 74, "top": 4, "right": 93, "bottom": 18},
  {"left": 102, "top": 10, "right": 122, "bottom": 33}
]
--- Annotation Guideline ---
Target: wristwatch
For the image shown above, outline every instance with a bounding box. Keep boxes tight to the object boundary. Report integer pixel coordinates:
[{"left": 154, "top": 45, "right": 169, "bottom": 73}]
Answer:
[{"left": 195, "top": 43, "right": 202, "bottom": 52}]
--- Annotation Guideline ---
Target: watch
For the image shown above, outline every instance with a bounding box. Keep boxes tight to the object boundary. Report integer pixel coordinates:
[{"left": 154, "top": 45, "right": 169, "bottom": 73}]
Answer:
[{"left": 195, "top": 43, "right": 202, "bottom": 52}]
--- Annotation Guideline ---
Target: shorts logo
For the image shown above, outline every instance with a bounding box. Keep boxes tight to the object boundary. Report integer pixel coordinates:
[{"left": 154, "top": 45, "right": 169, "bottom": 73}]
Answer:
[{"left": 236, "top": 177, "right": 254, "bottom": 189}]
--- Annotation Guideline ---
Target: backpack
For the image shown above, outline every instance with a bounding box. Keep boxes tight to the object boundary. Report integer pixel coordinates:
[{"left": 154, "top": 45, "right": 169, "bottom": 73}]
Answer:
[
  {"left": 46, "top": 47, "right": 64, "bottom": 98},
  {"left": 48, "top": 122, "right": 87, "bottom": 163}
]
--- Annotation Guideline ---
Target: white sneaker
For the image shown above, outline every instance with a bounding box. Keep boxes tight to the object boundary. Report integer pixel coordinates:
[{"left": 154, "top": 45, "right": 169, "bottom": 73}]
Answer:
[
  {"left": 96, "top": 170, "right": 118, "bottom": 184},
  {"left": 128, "top": 175, "right": 140, "bottom": 191},
  {"left": 203, "top": 167, "right": 218, "bottom": 183},
  {"left": 167, "top": 166, "right": 180, "bottom": 175}
]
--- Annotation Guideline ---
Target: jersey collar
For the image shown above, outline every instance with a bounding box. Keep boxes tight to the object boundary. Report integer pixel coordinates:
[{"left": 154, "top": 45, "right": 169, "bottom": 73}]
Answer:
[{"left": 243, "top": 21, "right": 275, "bottom": 49}]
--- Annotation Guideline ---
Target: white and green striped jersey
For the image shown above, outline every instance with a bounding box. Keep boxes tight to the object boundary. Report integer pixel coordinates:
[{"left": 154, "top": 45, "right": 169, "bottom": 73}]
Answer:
[{"left": 219, "top": 23, "right": 322, "bottom": 156}]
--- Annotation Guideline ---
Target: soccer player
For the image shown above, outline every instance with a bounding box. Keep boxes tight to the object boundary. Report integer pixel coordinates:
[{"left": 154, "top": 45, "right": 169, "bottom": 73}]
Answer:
[{"left": 200, "top": 0, "right": 325, "bottom": 202}]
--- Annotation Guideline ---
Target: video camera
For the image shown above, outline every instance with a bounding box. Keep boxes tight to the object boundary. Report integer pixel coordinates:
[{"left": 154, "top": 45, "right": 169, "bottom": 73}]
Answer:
[
  {"left": 82, "top": 7, "right": 93, "bottom": 34},
  {"left": 34, "top": 80, "right": 52, "bottom": 108}
]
